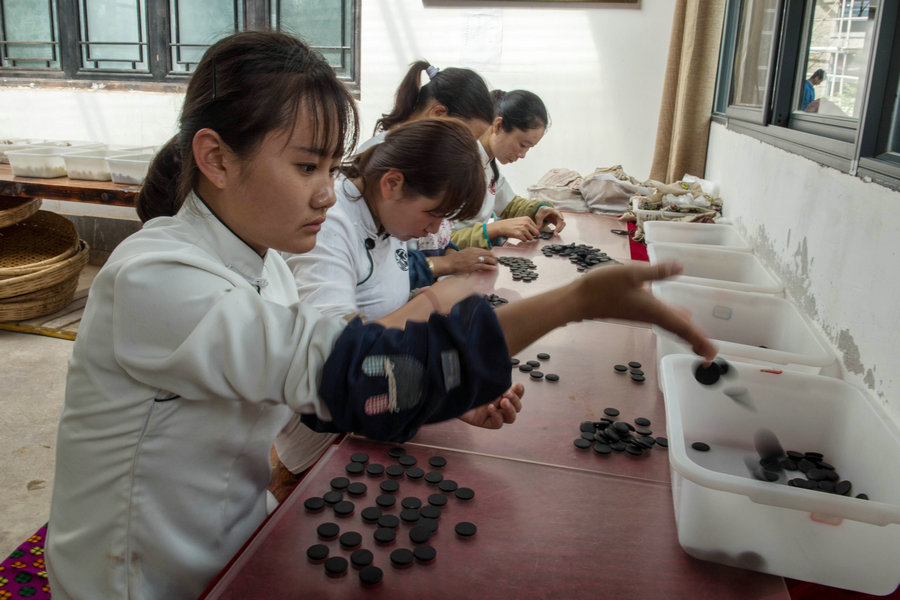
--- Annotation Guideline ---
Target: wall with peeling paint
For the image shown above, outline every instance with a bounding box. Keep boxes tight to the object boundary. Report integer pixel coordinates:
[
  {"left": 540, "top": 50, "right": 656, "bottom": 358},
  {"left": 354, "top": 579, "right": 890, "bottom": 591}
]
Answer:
[{"left": 705, "top": 122, "right": 900, "bottom": 424}]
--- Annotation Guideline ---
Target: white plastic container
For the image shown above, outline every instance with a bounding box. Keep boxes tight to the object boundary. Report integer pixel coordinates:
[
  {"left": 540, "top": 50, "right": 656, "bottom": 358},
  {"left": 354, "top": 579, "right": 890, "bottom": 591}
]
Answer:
[
  {"left": 647, "top": 242, "right": 784, "bottom": 295},
  {"left": 643, "top": 221, "right": 752, "bottom": 252},
  {"left": 6, "top": 147, "right": 70, "bottom": 178},
  {"left": 107, "top": 152, "right": 154, "bottom": 184},
  {"left": 62, "top": 149, "right": 121, "bottom": 181},
  {"left": 651, "top": 280, "right": 835, "bottom": 374},
  {"left": 659, "top": 353, "right": 900, "bottom": 595}
]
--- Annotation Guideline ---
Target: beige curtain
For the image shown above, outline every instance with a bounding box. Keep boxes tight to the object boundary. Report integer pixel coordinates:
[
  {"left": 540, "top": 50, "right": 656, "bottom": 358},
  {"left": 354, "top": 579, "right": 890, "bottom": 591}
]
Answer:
[{"left": 649, "top": 0, "right": 727, "bottom": 183}]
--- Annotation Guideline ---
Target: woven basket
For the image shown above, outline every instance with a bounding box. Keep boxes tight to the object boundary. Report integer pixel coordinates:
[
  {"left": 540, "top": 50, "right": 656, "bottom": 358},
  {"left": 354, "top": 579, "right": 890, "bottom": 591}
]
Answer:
[
  {"left": 0, "top": 239, "right": 89, "bottom": 299},
  {"left": 0, "top": 196, "right": 42, "bottom": 229},
  {"left": 0, "top": 210, "right": 79, "bottom": 275},
  {"left": 0, "top": 274, "right": 80, "bottom": 322}
]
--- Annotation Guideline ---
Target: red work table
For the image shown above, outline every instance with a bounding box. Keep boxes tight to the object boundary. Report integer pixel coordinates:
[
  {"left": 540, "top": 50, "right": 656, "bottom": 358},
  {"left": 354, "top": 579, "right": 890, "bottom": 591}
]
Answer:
[
  {"left": 202, "top": 439, "right": 789, "bottom": 600},
  {"left": 201, "top": 211, "right": 790, "bottom": 599}
]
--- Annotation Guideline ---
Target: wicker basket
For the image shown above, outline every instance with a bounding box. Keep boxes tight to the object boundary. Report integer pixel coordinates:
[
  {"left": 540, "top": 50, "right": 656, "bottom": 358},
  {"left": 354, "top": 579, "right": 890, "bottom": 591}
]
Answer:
[
  {"left": 0, "top": 196, "right": 42, "bottom": 229},
  {"left": 0, "top": 210, "right": 79, "bottom": 276},
  {"left": 0, "top": 239, "right": 89, "bottom": 300},
  {"left": 0, "top": 274, "right": 80, "bottom": 322}
]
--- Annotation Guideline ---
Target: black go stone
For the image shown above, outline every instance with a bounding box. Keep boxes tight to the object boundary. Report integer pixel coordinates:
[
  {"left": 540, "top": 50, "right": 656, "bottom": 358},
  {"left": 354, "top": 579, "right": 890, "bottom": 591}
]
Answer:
[
  {"left": 324, "top": 556, "right": 348, "bottom": 575},
  {"left": 400, "top": 508, "right": 420, "bottom": 522},
  {"left": 366, "top": 463, "right": 385, "bottom": 476},
  {"left": 333, "top": 500, "right": 354, "bottom": 516},
  {"left": 691, "top": 441, "right": 711, "bottom": 452},
  {"left": 438, "top": 479, "right": 459, "bottom": 493},
  {"left": 420, "top": 505, "right": 441, "bottom": 520},
  {"left": 428, "top": 456, "right": 447, "bottom": 468},
  {"left": 330, "top": 477, "right": 349, "bottom": 490},
  {"left": 406, "top": 467, "right": 425, "bottom": 479},
  {"left": 307, "top": 543, "right": 329, "bottom": 561},
  {"left": 546, "top": 373, "right": 560, "bottom": 381},
  {"left": 388, "top": 447, "right": 406, "bottom": 458},
  {"left": 375, "top": 494, "right": 396, "bottom": 508},
  {"left": 574, "top": 438, "right": 592, "bottom": 449},
  {"left": 304, "top": 496, "right": 325, "bottom": 511},
  {"left": 398, "top": 455, "right": 417, "bottom": 467},
  {"left": 409, "top": 525, "right": 432, "bottom": 544},
  {"left": 317, "top": 522, "right": 339, "bottom": 539},
  {"left": 401, "top": 497, "right": 422, "bottom": 509},
  {"left": 347, "top": 482, "right": 367, "bottom": 496},
  {"left": 339, "top": 531, "right": 362, "bottom": 548},
  {"left": 428, "top": 493, "right": 448, "bottom": 507},
  {"left": 385, "top": 465, "right": 404, "bottom": 477},
  {"left": 425, "top": 471, "right": 444, "bottom": 484},
  {"left": 361, "top": 507, "right": 382, "bottom": 522},
  {"left": 359, "top": 566, "right": 383, "bottom": 585},
  {"left": 380, "top": 480, "right": 399, "bottom": 493},
  {"left": 351, "top": 549, "right": 373, "bottom": 567},
  {"left": 455, "top": 521, "right": 477, "bottom": 537},
  {"left": 350, "top": 452, "right": 369, "bottom": 464},
  {"left": 455, "top": 487, "right": 475, "bottom": 501},
  {"left": 323, "top": 490, "right": 342, "bottom": 505},
  {"left": 378, "top": 514, "right": 400, "bottom": 528},
  {"left": 414, "top": 545, "right": 437, "bottom": 562},
  {"left": 373, "top": 527, "right": 396, "bottom": 544},
  {"left": 390, "top": 548, "right": 415, "bottom": 567},
  {"left": 345, "top": 462, "right": 364, "bottom": 475}
]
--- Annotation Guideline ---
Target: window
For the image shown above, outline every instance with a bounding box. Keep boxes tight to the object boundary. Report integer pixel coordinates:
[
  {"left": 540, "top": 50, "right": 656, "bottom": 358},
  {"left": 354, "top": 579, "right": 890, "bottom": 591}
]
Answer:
[
  {"left": 0, "top": 0, "right": 359, "bottom": 90},
  {"left": 716, "top": 0, "right": 900, "bottom": 187}
]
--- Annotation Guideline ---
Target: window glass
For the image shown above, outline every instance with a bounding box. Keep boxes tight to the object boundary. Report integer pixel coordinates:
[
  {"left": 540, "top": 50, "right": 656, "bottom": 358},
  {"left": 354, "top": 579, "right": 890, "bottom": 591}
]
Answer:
[
  {"left": 798, "top": 0, "right": 877, "bottom": 118},
  {"left": 0, "top": 0, "right": 59, "bottom": 69},
  {"left": 80, "top": 0, "right": 148, "bottom": 73},
  {"left": 169, "top": 0, "right": 243, "bottom": 74},
  {"left": 275, "top": 0, "right": 353, "bottom": 78},
  {"left": 732, "top": 0, "right": 780, "bottom": 108}
]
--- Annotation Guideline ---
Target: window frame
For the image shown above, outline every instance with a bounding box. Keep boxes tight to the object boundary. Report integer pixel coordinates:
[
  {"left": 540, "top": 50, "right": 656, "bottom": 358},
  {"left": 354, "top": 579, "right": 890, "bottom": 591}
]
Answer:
[
  {"left": 0, "top": 0, "right": 360, "bottom": 94},
  {"left": 716, "top": 0, "right": 900, "bottom": 190}
]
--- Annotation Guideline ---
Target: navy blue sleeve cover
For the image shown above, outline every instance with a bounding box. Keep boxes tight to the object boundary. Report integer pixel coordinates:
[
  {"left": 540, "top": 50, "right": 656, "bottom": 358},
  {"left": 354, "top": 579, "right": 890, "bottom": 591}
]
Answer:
[
  {"left": 307, "top": 294, "right": 511, "bottom": 442},
  {"left": 407, "top": 248, "right": 435, "bottom": 290}
]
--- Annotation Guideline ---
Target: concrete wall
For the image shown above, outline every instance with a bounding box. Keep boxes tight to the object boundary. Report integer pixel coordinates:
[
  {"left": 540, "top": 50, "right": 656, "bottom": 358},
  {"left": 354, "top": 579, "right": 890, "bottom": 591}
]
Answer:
[
  {"left": 705, "top": 122, "right": 900, "bottom": 423},
  {"left": 1, "top": 0, "right": 675, "bottom": 219}
]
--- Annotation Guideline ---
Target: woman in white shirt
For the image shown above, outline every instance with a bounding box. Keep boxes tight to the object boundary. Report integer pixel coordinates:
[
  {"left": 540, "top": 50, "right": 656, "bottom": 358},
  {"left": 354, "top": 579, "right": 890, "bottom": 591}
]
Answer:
[
  {"left": 46, "top": 30, "right": 717, "bottom": 600},
  {"left": 452, "top": 90, "right": 568, "bottom": 249},
  {"left": 359, "top": 60, "right": 500, "bottom": 282}
]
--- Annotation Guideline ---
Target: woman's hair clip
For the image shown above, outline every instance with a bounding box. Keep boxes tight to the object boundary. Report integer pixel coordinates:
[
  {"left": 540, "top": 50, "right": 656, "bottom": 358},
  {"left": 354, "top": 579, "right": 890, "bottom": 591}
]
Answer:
[{"left": 425, "top": 65, "right": 440, "bottom": 80}]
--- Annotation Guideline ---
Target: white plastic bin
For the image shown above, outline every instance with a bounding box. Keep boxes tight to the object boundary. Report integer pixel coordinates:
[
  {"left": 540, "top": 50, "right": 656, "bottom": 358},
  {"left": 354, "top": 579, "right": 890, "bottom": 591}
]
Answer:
[
  {"left": 647, "top": 242, "right": 783, "bottom": 295},
  {"left": 7, "top": 143, "right": 104, "bottom": 178},
  {"left": 643, "top": 221, "right": 752, "bottom": 252},
  {"left": 651, "top": 280, "right": 835, "bottom": 374},
  {"left": 659, "top": 353, "right": 900, "bottom": 595},
  {"left": 6, "top": 147, "right": 69, "bottom": 178},
  {"left": 62, "top": 149, "right": 121, "bottom": 181},
  {"left": 107, "top": 152, "right": 154, "bottom": 184}
]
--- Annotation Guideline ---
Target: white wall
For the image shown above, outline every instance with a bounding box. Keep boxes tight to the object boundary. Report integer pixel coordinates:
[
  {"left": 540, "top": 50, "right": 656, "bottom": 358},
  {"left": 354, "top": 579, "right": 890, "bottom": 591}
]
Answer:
[
  {"left": 705, "top": 122, "right": 900, "bottom": 423},
  {"left": 0, "top": 1, "right": 674, "bottom": 216}
]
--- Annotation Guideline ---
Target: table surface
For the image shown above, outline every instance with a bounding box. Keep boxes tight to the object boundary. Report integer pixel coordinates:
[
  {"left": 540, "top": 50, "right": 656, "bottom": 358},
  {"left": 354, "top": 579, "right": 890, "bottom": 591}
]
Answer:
[
  {"left": 0, "top": 163, "right": 139, "bottom": 206},
  {"left": 200, "top": 211, "right": 790, "bottom": 599},
  {"left": 203, "top": 439, "right": 789, "bottom": 600}
]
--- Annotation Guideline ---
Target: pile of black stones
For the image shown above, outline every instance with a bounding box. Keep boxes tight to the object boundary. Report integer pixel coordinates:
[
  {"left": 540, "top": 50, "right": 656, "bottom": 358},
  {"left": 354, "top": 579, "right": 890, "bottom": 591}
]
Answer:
[{"left": 303, "top": 447, "right": 478, "bottom": 586}]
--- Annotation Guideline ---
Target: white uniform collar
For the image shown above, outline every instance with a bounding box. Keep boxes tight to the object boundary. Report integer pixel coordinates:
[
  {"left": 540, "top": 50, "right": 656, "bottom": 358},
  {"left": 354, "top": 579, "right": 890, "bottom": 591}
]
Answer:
[
  {"left": 336, "top": 175, "right": 381, "bottom": 242},
  {"left": 178, "top": 191, "right": 272, "bottom": 291}
]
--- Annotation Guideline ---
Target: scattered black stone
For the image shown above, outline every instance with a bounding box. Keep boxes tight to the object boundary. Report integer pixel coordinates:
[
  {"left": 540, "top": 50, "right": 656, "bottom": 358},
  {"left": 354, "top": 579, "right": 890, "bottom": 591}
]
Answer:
[{"left": 485, "top": 293, "right": 509, "bottom": 308}]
